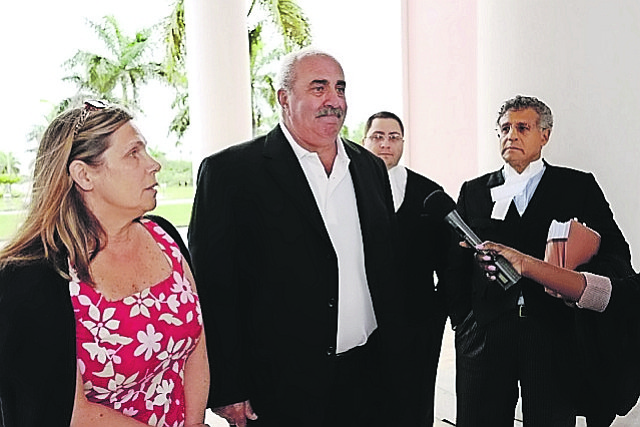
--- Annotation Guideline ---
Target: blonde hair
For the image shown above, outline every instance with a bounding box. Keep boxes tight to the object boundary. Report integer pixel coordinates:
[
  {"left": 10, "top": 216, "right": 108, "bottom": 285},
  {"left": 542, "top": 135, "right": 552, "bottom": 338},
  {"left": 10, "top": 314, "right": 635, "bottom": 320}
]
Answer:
[{"left": 0, "top": 103, "right": 133, "bottom": 283}]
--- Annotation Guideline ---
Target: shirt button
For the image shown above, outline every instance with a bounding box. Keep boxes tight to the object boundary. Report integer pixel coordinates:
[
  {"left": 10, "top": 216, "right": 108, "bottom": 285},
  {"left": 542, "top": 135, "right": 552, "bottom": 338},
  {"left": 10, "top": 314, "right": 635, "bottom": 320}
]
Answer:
[
  {"left": 328, "top": 298, "right": 336, "bottom": 308},
  {"left": 326, "top": 346, "right": 335, "bottom": 356}
]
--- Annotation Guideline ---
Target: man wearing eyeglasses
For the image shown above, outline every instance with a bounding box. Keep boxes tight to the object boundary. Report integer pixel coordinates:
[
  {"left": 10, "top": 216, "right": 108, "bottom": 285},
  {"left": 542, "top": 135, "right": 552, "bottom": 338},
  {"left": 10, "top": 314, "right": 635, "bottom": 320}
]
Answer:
[
  {"left": 449, "top": 95, "right": 632, "bottom": 426},
  {"left": 363, "top": 111, "right": 450, "bottom": 426}
]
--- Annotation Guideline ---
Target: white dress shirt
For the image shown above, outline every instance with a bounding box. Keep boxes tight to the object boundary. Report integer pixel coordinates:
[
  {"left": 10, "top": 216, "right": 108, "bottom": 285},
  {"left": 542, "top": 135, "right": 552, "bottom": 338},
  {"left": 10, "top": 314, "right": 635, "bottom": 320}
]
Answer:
[
  {"left": 281, "top": 124, "right": 377, "bottom": 353},
  {"left": 387, "top": 165, "right": 408, "bottom": 212}
]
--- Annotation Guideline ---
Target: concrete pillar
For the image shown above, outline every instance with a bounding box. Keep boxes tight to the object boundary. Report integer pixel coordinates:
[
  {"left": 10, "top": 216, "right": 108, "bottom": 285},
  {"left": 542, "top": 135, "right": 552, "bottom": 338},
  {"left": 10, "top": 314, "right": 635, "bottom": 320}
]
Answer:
[
  {"left": 477, "top": 0, "right": 640, "bottom": 268},
  {"left": 401, "top": 0, "right": 478, "bottom": 198},
  {"left": 184, "top": 0, "right": 253, "bottom": 172},
  {"left": 404, "top": 1, "right": 640, "bottom": 423}
]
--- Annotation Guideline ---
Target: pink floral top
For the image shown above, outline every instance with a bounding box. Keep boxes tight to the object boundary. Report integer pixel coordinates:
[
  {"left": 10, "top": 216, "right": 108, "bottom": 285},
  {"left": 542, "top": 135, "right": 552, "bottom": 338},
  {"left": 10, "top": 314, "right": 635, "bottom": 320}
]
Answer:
[{"left": 69, "top": 219, "right": 203, "bottom": 427}]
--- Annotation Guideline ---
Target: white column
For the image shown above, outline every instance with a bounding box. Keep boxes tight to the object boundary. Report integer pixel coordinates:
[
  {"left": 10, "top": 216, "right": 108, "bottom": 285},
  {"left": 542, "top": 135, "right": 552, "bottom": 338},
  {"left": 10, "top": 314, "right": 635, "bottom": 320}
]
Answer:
[
  {"left": 184, "top": 0, "right": 253, "bottom": 172},
  {"left": 401, "top": 0, "right": 478, "bottom": 197},
  {"left": 478, "top": 0, "right": 640, "bottom": 268}
]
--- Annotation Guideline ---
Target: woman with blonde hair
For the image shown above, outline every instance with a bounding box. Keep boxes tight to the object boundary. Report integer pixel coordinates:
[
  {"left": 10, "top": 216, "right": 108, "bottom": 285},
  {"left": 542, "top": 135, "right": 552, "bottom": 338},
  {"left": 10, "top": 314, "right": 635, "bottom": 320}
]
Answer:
[{"left": 0, "top": 101, "right": 209, "bottom": 426}]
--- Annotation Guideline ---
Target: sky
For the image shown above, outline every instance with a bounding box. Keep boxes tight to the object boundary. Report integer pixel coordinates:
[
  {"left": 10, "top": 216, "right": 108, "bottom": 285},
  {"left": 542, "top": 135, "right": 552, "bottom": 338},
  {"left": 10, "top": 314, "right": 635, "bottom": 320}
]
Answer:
[{"left": 0, "top": 1, "right": 402, "bottom": 172}]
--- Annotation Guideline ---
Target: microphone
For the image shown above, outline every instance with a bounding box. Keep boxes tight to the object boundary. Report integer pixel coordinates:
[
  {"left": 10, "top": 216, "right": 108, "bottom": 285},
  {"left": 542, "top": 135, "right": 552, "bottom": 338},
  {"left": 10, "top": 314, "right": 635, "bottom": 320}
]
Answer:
[{"left": 423, "top": 189, "right": 521, "bottom": 290}]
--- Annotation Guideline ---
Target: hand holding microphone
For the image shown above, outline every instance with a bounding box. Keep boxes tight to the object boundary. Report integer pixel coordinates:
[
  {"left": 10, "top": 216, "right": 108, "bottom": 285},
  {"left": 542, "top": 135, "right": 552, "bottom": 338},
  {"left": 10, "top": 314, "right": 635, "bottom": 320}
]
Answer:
[{"left": 422, "top": 189, "right": 521, "bottom": 290}]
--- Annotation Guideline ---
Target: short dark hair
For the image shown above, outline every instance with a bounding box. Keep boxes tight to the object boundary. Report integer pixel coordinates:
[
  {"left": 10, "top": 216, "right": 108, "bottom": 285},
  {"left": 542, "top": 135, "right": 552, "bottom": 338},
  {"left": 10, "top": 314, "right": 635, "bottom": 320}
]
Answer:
[
  {"left": 363, "top": 111, "right": 404, "bottom": 136},
  {"left": 497, "top": 95, "right": 553, "bottom": 131}
]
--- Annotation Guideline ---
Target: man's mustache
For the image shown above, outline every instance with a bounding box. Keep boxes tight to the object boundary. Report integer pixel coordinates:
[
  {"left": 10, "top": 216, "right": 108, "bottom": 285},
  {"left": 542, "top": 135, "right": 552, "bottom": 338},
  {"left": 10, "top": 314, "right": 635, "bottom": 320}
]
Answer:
[{"left": 316, "top": 107, "right": 344, "bottom": 119}]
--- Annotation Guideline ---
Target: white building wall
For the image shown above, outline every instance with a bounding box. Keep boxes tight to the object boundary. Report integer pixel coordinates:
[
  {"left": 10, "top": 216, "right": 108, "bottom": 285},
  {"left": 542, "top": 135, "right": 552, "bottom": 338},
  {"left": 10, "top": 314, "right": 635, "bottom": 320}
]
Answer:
[{"left": 477, "top": 0, "right": 640, "bottom": 268}]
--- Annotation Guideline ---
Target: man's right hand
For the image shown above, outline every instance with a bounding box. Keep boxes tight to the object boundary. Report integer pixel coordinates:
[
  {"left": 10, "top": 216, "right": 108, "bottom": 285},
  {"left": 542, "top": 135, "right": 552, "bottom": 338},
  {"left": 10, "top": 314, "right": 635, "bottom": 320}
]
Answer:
[{"left": 213, "top": 400, "right": 258, "bottom": 427}]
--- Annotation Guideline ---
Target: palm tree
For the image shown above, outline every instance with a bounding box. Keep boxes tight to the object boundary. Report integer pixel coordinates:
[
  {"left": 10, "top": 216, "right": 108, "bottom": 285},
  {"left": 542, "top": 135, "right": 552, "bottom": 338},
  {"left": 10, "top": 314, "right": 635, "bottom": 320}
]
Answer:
[
  {"left": 0, "top": 151, "right": 21, "bottom": 196},
  {"left": 29, "top": 16, "right": 165, "bottom": 146},
  {"left": 161, "top": 0, "right": 189, "bottom": 143},
  {"left": 161, "top": 0, "right": 312, "bottom": 138},
  {"left": 247, "top": 0, "right": 312, "bottom": 134},
  {"left": 62, "top": 15, "right": 164, "bottom": 112},
  {"left": 0, "top": 152, "right": 19, "bottom": 176}
]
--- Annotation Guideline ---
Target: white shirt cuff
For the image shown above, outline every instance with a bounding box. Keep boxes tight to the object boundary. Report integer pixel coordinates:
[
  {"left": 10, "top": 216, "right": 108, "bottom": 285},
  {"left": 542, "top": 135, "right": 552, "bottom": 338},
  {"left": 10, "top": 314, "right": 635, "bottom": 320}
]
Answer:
[{"left": 576, "top": 272, "right": 612, "bottom": 312}]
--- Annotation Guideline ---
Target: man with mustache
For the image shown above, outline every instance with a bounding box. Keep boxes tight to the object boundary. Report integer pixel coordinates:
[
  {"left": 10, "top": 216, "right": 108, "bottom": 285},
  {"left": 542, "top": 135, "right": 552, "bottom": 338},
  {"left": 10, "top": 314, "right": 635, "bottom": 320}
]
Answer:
[
  {"left": 449, "top": 95, "right": 632, "bottom": 426},
  {"left": 188, "top": 48, "right": 406, "bottom": 427}
]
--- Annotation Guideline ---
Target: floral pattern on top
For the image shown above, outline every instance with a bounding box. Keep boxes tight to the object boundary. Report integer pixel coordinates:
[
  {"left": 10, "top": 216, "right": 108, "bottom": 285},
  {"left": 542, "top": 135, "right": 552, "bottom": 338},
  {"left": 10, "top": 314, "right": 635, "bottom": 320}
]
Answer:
[{"left": 69, "top": 219, "right": 203, "bottom": 427}]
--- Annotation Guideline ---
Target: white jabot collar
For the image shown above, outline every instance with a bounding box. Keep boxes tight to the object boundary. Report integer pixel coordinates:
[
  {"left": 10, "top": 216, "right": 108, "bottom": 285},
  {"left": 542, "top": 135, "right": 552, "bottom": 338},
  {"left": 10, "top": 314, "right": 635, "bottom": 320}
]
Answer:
[{"left": 490, "top": 158, "right": 544, "bottom": 220}]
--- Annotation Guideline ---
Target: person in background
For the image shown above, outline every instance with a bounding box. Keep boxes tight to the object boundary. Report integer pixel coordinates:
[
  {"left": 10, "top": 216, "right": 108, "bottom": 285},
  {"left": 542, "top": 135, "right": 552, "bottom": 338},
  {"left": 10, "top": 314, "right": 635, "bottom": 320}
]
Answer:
[
  {"left": 363, "top": 111, "right": 450, "bottom": 426},
  {"left": 0, "top": 101, "right": 209, "bottom": 427},
  {"left": 448, "top": 95, "right": 632, "bottom": 427},
  {"left": 188, "top": 48, "right": 408, "bottom": 427}
]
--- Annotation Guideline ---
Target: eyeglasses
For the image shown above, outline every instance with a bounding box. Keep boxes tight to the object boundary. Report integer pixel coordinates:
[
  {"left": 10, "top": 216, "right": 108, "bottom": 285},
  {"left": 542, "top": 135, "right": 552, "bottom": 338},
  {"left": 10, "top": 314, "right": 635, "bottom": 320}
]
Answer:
[
  {"left": 366, "top": 134, "right": 403, "bottom": 143},
  {"left": 73, "top": 99, "right": 108, "bottom": 138},
  {"left": 496, "top": 122, "right": 537, "bottom": 137}
]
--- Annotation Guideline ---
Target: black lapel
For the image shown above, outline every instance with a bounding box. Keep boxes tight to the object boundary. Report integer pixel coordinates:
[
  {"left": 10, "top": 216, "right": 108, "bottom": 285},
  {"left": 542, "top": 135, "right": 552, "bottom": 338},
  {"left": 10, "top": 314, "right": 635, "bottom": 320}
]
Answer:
[
  {"left": 519, "top": 161, "right": 555, "bottom": 219},
  {"left": 344, "top": 140, "right": 386, "bottom": 234},
  {"left": 398, "top": 169, "right": 416, "bottom": 212},
  {"left": 262, "top": 125, "right": 332, "bottom": 245},
  {"left": 486, "top": 167, "right": 506, "bottom": 188},
  {"left": 486, "top": 161, "right": 555, "bottom": 219}
]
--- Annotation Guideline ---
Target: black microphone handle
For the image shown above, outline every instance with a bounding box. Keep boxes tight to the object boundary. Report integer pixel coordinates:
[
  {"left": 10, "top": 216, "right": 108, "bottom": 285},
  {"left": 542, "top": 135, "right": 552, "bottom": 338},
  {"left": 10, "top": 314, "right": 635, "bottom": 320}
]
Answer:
[
  {"left": 491, "top": 255, "right": 522, "bottom": 290},
  {"left": 444, "top": 213, "right": 521, "bottom": 290}
]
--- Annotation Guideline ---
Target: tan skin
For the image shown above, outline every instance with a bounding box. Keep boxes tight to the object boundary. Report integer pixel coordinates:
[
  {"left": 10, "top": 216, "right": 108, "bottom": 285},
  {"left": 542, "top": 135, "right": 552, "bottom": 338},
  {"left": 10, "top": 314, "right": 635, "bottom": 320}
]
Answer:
[
  {"left": 363, "top": 118, "right": 404, "bottom": 170},
  {"left": 470, "top": 241, "right": 587, "bottom": 302},
  {"left": 498, "top": 108, "right": 550, "bottom": 173},
  {"left": 278, "top": 54, "right": 347, "bottom": 175},
  {"left": 67, "top": 121, "right": 210, "bottom": 427},
  {"left": 214, "top": 55, "right": 349, "bottom": 427}
]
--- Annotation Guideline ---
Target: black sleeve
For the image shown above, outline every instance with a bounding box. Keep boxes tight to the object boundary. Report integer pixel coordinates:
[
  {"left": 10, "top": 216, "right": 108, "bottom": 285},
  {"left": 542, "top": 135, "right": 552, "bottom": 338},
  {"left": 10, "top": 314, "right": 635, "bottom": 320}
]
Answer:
[
  {"left": 576, "top": 173, "right": 634, "bottom": 279},
  {"left": 0, "top": 264, "right": 76, "bottom": 427},
  {"left": 187, "top": 155, "right": 248, "bottom": 408}
]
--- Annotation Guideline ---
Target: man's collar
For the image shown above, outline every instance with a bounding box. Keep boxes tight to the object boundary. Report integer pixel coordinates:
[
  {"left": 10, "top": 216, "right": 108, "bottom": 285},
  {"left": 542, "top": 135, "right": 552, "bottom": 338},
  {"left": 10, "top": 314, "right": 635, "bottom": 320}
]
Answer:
[
  {"left": 503, "top": 158, "right": 544, "bottom": 180},
  {"left": 280, "top": 121, "right": 345, "bottom": 161},
  {"left": 487, "top": 158, "right": 548, "bottom": 188}
]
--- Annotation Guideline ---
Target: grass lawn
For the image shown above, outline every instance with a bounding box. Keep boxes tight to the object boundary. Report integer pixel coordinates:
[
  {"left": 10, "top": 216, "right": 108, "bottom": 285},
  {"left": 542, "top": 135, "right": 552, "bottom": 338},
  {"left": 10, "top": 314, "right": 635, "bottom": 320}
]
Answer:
[
  {"left": 157, "top": 185, "right": 194, "bottom": 200},
  {"left": 0, "top": 186, "right": 194, "bottom": 241},
  {"left": 0, "top": 212, "right": 23, "bottom": 240},
  {"left": 149, "top": 202, "right": 193, "bottom": 227}
]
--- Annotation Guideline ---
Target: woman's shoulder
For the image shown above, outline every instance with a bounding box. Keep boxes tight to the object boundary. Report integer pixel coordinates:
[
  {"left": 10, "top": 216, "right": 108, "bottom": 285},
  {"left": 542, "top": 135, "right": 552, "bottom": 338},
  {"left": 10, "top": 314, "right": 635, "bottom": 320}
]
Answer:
[{"left": 142, "top": 215, "right": 191, "bottom": 268}]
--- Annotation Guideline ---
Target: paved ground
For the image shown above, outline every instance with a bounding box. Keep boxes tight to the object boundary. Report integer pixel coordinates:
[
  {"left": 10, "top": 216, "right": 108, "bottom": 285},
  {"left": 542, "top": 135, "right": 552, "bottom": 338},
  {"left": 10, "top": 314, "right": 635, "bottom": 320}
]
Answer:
[{"left": 434, "top": 322, "right": 640, "bottom": 426}]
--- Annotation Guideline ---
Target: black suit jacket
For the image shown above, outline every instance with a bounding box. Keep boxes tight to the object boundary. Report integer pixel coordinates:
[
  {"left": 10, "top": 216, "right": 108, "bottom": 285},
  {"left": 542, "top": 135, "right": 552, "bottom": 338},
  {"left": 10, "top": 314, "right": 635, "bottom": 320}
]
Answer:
[
  {"left": 396, "top": 169, "right": 449, "bottom": 327},
  {"left": 0, "top": 215, "right": 189, "bottom": 427},
  {"left": 396, "top": 168, "right": 451, "bottom": 426},
  {"left": 452, "top": 162, "right": 632, "bottom": 327},
  {"left": 188, "top": 125, "right": 403, "bottom": 411}
]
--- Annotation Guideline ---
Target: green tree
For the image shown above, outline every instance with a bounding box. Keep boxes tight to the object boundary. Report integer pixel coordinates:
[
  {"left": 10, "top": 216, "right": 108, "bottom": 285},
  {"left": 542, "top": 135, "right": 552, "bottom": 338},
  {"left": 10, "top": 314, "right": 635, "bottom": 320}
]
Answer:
[
  {"left": 0, "top": 152, "right": 21, "bottom": 196},
  {"left": 62, "top": 15, "right": 164, "bottom": 112},
  {"left": 248, "top": 0, "right": 312, "bottom": 135},
  {"left": 341, "top": 122, "right": 365, "bottom": 145},
  {"left": 29, "top": 16, "right": 165, "bottom": 147},
  {"left": 0, "top": 152, "right": 20, "bottom": 176},
  {"left": 161, "top": 0, "right": 189, "bottom": 143},
  {"left": 161, "top": 0, "right": 312, "bottom": 138}
]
